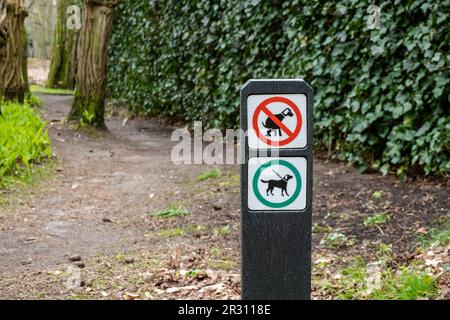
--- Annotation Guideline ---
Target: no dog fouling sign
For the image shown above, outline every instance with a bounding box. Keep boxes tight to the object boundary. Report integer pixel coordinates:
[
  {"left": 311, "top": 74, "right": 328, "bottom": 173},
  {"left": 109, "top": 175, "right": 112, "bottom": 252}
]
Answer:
[{"left": 247, "top": 94, "right": 307, "bottom": 149}]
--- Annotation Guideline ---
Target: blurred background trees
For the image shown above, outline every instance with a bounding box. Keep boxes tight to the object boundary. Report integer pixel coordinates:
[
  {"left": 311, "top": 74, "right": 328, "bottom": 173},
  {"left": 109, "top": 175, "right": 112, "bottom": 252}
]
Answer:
[
  {"left": 47, "top": 0, "right": 79, "bottom": 89},
  {"left": 25, "top": 0, "right": 56, "bottom": 60}
]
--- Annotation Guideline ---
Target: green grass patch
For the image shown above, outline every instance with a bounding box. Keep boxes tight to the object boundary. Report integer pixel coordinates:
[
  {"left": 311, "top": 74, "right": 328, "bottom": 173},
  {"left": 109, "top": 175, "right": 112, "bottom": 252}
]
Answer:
[
  {"left": 210, "top": 247, "right": 222, "bottom": 258},
  {"left": 26, "top": 94, "right": 43, "bottom": 107},
  {"left": 364, "top": 213, "right": 390, "bottom": 227},
  {"left": 219, "top": 173, "right": 240, "bottom": 187},
  {"left": 195, "top": 168, "right": 221, "bottom": 182},
  {"left": 321, "top": 257, "right": 437, "bottom": 300},
  {"left": 320, "top": 231, "right": 356, "bottom": 248},
  {"left": 372, "top": 267, "right": 437, "bottom": 300},
  {"left": 212, "top": 225, "right": 231, "bottom": 237},
  {"left": 72, "top": 293, "right": 87, "bottom": 300},
  {"left": 416, "top": 222, "right": 450, "bottom": 249},
  {"left": 30, "top": 85, "right": 74, "bottom": 96},
  {"left": 184, "top": 269, "right": 208, "bottom": 279},
  {"left": 0, "top": 160, "right": 55, "bottom": 206},
  {"left": 152, "top": 205, "right": 190, "bottom": 218},
  {"left": 375, "top": 242, "right": 394, "bottom": 261},
  {"left": 372, "top": 191, "right": 383, "bottom": 199},
  {"left": 0, "top": 99, "right": 52, "bottom": 187},
  {"left": 156, "top": 227, "right": 186, "bottom": 238},
  {"left": 207, "top": 259, "right": 236, "bottom": 271},
  {"left": 312, "top": 223, "right": 334, "bottom": 234}
]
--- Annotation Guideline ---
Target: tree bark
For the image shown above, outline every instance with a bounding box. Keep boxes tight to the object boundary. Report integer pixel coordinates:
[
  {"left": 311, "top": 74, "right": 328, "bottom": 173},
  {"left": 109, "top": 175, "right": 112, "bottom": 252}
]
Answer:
[
  {"left": 0, "top": 0, "right": 28, "bottom": 106},
  {"left": 21, "top": 22, "right": 28, "bottom": 93},
  {"left": 69, "top": 0, "right": 118, "bottom": 128},
  {"left": 47, "top": 0, "right": 79, "bottom": 89}
]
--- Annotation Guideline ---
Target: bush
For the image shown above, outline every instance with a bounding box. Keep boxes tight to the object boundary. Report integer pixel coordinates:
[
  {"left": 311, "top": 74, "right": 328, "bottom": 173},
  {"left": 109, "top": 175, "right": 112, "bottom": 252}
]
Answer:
[
  {"left": 0, "top": 99, "right": 52, "bottom": 183},
  {"left": 108, "top": 0, "right": 449, "bottom": 176}
]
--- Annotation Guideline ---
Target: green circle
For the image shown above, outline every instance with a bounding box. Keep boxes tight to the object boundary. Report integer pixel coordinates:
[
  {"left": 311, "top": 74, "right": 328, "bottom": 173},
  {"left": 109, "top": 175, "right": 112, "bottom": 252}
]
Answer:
[{"left": 252, "top": 159, "right": 302, "bottom": 208}]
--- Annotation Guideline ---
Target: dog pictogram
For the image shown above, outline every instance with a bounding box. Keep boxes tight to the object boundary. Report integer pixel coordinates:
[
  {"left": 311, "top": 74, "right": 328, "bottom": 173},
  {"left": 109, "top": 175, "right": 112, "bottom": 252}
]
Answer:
[
  {"left": 251, "top": 96, "right": 303, "bottom": 147},
  {"left": 261, "top": 108, "right": 294, "bottom": 137},
  {"left": 261, "top": 169, "right": 293, "bottom": 197}
]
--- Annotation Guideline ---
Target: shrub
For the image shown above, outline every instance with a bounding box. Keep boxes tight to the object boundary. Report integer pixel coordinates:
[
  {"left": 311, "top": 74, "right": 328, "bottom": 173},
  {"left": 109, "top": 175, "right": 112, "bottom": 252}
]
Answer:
[
  {"left": 0, "top": 100, "right": 52, "bottom": 183},
  {"left": 108, "top": 0, "right": 449, "bottom": 176}
]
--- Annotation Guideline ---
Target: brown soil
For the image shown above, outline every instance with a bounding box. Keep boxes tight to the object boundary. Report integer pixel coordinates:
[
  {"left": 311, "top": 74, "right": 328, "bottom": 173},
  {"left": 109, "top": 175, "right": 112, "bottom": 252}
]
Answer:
[{"left": 0, "top": 95, "right": 448, "bottom": 300}]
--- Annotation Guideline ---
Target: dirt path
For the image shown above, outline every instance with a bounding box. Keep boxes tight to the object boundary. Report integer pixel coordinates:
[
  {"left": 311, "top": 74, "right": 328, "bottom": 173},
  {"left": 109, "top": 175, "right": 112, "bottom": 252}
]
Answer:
[
  {"left": 0, "top": 95, "right": 448, "bottom": 299},
  {"left": 1, "top": 95, "right": 192, "bottom": 268}
]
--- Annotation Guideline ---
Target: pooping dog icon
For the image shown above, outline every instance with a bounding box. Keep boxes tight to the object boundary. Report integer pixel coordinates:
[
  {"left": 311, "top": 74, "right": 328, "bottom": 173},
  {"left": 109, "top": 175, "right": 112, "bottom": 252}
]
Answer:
[
  {"left": 261, "top": 170, "right": 293, "bottom": 197},
  {"left": 261, "top": 107, "right": 294, "bottom": 137}
]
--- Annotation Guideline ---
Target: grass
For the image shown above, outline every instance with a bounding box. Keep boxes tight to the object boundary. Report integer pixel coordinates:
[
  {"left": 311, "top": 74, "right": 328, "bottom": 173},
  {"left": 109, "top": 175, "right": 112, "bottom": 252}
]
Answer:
[
  {"left": 320, "top": 231, "right": 356, "bottom": 248},
  {"left": 156, "top": 227, "right": 186, "bottom": 238},
  {"left": 195, "top": 168, "right": 221, "bottom": 182},
  {"left": 416, "top": 222, "right": 450, "bottom": 249},
  {"left": 219, "top": 173, "right": 240, "bottom": 187},
  {"left": 150, "top": 224, "right": 233, "bottom": 239},
  {"left": 207, "top": 259, "right": 236, "bottom": 271},
  {"left": 26, "top": 94, "right": 43, "bottom": 107},
  {"left": 0, "top": 98, "right": 52, "bottom": 187},
  {"left": 72, "top": 293, "right": 87, "bottom": 300},
  {"left": 312, "top": 223, "right": 334, "bottom": 234},
  {"left": 152, "top": 205, "right": 190, "bottom": 218},
  {"left": 0, "top": 160, "right": 55, "bottom": 207},
  {"left": 115, "top": 252, "right": 127, "bottom": 263},
  {"left": 375, "top": 242, "right": 394, "bottom": 261},
  {"left": 210, "top": 247, "right": 222, "bottom": 257},
  {"left": 321, "top": 257, "right": 437, "bottom": 300},
  {"left": 372, "top": 191, "right": 383, "bottom": 199},
  {"left": 326, "top": 217, "right": 449, "bottom": 300},
  {"left": 372, "top": 267, "right": 437, "bottom": 300},
  {"left": 212, "top": 225, "right": 231, "bottom": 236},
  {"left": 184, "top": 269, "right": 208, "bottom": 278},
  {"left": 364, "top": 213, "right": 390, "bottom": 227},
  {"left": 30, "top": 85, "right": 74, "bottom": 96}
]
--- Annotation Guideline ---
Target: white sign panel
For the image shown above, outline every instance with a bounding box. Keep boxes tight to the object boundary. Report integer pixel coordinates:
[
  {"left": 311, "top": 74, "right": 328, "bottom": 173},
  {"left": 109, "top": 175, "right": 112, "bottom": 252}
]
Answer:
[
  {"left": 248, "top": 157, "right": 307, "bottom": 211},
  {"left": 247, "top": 94, "right": 307, "bottom": 149}
]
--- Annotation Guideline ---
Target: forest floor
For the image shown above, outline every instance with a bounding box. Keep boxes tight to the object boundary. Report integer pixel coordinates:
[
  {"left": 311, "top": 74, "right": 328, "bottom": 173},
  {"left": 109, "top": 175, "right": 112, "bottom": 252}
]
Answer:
[{"left": 0, "top": 94, "right": 448, "bottom": 300}]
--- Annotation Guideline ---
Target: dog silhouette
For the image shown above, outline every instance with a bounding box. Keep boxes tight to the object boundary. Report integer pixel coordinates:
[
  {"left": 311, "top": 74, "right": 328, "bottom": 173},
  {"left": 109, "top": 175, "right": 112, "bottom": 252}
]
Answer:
[
  {"left": 261, "top": 173, "right": 293, "bottom": 197},
  {"left": 261, "top": 108, "right": 294, "bottom": 137}
]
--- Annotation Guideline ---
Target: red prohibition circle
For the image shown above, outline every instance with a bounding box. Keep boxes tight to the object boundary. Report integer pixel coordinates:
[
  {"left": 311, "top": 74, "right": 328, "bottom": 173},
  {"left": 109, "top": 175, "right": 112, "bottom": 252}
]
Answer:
[{"left": 252, "top": 96, "right": 302, "bottom": 146}]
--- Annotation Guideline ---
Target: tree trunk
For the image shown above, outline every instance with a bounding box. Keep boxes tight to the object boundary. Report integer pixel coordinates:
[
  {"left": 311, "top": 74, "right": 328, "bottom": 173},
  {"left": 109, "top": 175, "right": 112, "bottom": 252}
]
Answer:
[
  {"left": 69, "top": 0, "right": 118, "bottom": 128},
  {"left": 0, "top": 0, "right": 28, "bottom": 106},
  {"left": 47, "top": 0, "right": 79, "bottom": 89},
  {"left": 21, "top": 22, "right": 28, "bottom": 94}
]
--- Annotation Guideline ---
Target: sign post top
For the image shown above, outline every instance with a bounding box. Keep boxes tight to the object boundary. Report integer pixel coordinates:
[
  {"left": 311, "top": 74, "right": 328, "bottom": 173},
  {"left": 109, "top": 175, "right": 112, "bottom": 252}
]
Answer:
[{"left": 241, "top": 79, "right": 313, "bottom": 96}]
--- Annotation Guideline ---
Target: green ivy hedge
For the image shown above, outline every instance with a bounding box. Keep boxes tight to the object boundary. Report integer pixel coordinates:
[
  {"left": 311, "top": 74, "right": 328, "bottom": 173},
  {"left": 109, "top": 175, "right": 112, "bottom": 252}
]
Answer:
[{"left": 108, "top": 0, "right": 449, "bottom": 176}]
